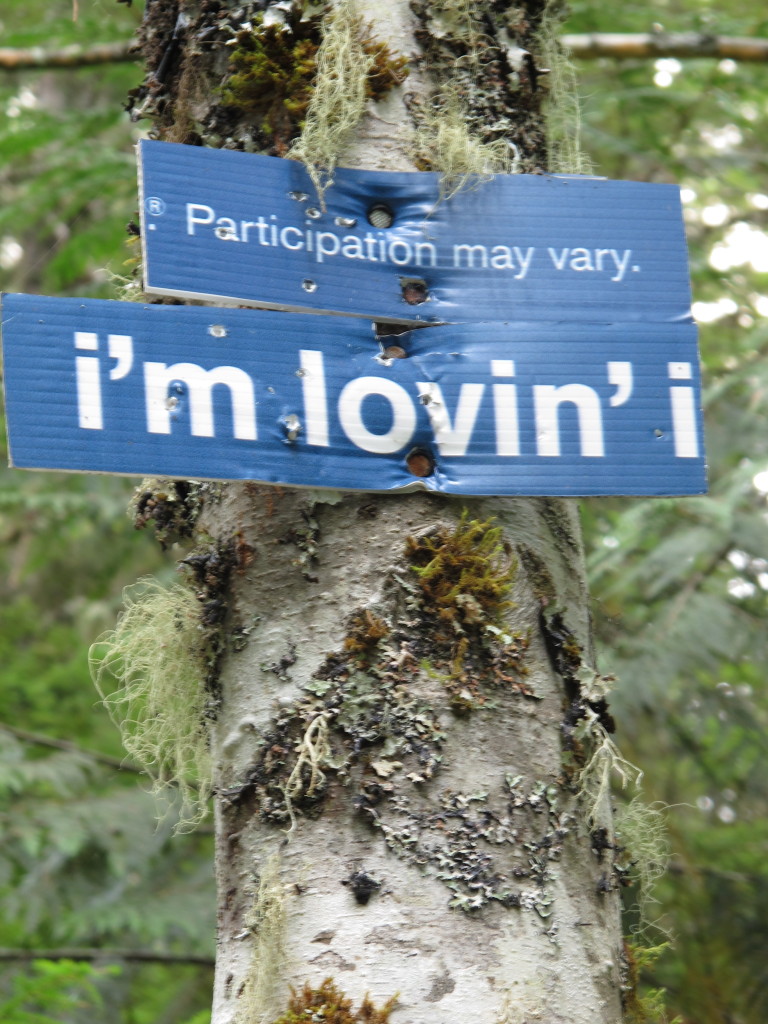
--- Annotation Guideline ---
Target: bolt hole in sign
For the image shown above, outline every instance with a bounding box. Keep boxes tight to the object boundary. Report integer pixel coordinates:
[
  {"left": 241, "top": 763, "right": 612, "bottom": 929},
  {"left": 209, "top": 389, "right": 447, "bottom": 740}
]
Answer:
[
  {"left": 137, "top": 140, "right": 695, "bottom": 326},
  {"left": 1, "top": 295, "right": 705, "bottom": 496}
]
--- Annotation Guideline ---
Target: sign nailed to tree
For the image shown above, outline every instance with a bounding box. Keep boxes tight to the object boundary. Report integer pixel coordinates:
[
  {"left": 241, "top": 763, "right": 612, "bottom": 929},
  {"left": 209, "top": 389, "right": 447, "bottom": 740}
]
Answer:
[
  {"left": 138, "top": 140, "right": 694, "bottom": 325},
  {"left": 2, "top": 294, "right": 706, "bottom": 496}
]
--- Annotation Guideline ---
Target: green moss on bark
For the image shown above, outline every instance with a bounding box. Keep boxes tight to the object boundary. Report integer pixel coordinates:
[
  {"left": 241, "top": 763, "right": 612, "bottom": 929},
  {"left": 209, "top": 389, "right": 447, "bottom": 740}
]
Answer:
[
  {"left": 270, "top": 978, "right": 396, "bottom": 1024},
  {"left": 406, "top": 513, "right": 531, "bottom": 710},
  {"left": 621, "top": 941, "right": 682, "bottom": 1024},
  {"left": 220, "top": 16, "right": 322, "bottom": 155}
]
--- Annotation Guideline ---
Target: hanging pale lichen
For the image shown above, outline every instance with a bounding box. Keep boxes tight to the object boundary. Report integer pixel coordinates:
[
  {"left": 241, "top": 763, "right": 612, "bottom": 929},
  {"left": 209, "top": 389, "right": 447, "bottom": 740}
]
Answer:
[
  {"left": 410, "top": 0, "right": 518, "bottom": 198},
  {"left": 575, "top": 714, "right": 643, "bottom": 833},
  {"left": 410, "top": 0, "right": 590, "bottom": 189},
  {"left": 536, "top": 0, "right": 592, "bottom": 174},
  {"left": 544, "top": 618, "right": 672, "bottom": 929},
  {"left": 281, "top": 710, "right": 333, "bottom": 831},
  {"left": 542, "top": 615, "right": 636, "bottom": 829},
  {"left": 286, "top": 0, "right": 582, "bottom": 202},
  {"left": 237, "top": 854, "right": 287, "bottom": 1024},
  {"left": 572, "top": 669, "right": 642, "bottom": 827},
  {"left": 408, "top": 0, "right": 548, "bottom": 195},
  {"left": 287, "top": 0, "right": 408, "bottom": 204},
  {"left": 90, "top": 577, "right": 213, "bottom": 831},
  {"left": 614, "top": 798, "right": 671, "bottom": 934},
  {"left": 411, "top": 91, "right": 520, "bottom": 203},
  {"left": 289, "top": 0, "right": 375, "bottom": 207}
]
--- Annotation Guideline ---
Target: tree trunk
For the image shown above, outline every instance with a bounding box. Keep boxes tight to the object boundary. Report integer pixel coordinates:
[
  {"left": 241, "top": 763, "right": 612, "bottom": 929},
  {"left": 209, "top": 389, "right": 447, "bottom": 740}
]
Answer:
[{"left": 130, "top": 2, "right": 625, "bottom": 1022}]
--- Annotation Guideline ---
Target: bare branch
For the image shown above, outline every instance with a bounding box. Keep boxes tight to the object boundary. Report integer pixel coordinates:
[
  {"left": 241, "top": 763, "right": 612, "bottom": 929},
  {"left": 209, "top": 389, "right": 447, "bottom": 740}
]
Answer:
[
  {"left": 560, "top": 32, "right": 768, "bottom": 63},
  {"left": 2, "top": 34, "right": 768, "bottom": 72},
  {"left": 0, "top": 41, "right": 135, "bottom": 71},
  {"left": 0, "top": 947, "right": 214, "bottom": 966},
  {"left": 0, "top": 722, "right": 143, "bottom": 775}
]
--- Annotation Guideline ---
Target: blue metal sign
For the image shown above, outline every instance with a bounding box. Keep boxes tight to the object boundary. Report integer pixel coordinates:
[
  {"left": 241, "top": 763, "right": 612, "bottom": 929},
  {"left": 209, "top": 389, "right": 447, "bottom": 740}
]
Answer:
[
  {"left": 138, "top": 140, "right": 693, "bottom": 326},
  {"left": 2, "top": 294, "right": 705, "bottom": 496}
]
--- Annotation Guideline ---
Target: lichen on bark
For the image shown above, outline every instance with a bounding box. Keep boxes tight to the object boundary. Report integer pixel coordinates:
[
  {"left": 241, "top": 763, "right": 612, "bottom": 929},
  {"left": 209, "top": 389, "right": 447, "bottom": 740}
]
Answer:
[
  {"left": 408, "top": 0, "right": 552, "bottom": 180},
  {"left": 216, "top": 514, "right": 581, "bottom": 917},
  {"left": 127, "top": 0, "right": 407, "bottom": 161}
]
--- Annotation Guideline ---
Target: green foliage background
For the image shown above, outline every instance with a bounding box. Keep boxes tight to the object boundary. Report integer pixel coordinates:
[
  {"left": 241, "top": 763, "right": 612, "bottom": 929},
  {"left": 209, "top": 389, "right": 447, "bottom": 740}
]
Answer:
[
  {"left": 0, "top": 3, "right": 213, "bottom": 1021},
  {"left": 1, "top": 1, "right": 767, "bottom": 1022},
  {"left": 569, "top": 3, "right": 768, "bottom": 1021}
]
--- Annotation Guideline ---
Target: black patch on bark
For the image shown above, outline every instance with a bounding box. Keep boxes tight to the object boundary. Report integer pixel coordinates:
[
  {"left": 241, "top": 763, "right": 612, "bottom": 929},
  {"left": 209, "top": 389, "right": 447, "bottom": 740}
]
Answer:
[{"left": 342, "top": 870, "right": 382, "bottom": 905}]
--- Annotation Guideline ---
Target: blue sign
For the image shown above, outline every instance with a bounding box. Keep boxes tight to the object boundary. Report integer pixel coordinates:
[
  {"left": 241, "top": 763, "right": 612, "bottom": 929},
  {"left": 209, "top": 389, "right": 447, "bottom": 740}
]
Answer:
[
  {"left": 138, "top": 140, "right": 693, "bottom": 326},
  {"left": 2, "top": 294, "right": 705, "bottom": 496}
]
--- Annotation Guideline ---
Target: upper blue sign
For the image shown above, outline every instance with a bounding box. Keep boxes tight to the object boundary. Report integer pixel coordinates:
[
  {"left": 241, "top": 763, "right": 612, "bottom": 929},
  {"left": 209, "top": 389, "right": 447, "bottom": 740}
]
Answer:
[
  {"left": 138, "top": 140, "right": 693, "bottom": 325},
  {"left": 2, "top": 294, "right": 706, "bottom": 496}
]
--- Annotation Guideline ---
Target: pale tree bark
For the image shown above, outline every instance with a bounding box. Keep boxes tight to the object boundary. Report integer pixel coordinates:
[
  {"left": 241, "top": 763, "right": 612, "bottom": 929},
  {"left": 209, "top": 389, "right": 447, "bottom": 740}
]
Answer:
[{"left": 129, "top": 2, "right": 626, "bottom": 1022}]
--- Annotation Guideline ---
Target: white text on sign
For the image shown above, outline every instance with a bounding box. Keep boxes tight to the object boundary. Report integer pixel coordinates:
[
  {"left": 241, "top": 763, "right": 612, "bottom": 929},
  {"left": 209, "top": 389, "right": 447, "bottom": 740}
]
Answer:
[
  {"left": 184, "top": 204, "right": 637, "bottom": 282},
  {"left": 74, "top": 335, "right": 699, "bottom": 461},
  {"left": 2, "top": 295, "right": 705, "bottom": 495}
]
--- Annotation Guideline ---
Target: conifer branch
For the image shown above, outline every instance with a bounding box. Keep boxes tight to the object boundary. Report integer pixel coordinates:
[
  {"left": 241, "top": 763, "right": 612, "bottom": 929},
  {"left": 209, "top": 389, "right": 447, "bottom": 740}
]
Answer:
[{"left": 0, "top": 947, "right": 214, "bottom": 966}]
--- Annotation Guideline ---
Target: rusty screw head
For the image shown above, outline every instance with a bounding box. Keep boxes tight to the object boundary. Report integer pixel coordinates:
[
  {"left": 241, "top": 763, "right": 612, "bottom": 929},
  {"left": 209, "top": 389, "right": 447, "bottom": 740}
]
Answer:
[
  {"left": 382, "top": 345, "right": 407, "bottom": 360},
  {"left": 406, "top": 449, "right": 435, "bottom": 477}
]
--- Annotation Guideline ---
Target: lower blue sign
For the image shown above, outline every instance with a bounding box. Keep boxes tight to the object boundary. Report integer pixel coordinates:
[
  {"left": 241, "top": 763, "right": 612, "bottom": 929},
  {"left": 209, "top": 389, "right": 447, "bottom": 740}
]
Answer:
[{"left": 1, "top": 294, "right": 706, "bottom": 496}]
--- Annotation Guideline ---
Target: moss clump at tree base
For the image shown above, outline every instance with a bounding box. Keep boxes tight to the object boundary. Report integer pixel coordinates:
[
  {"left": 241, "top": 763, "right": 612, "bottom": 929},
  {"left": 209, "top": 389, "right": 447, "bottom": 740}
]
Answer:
[{"left": 270, "top": 978, "right": 396, "bottom": 1024}]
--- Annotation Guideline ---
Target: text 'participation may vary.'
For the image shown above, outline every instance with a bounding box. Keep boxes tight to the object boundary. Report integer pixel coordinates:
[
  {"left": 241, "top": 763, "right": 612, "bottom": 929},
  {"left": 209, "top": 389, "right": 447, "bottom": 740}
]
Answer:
[{"left": 183, "top": 204, "right": 639, "bottom": 282}]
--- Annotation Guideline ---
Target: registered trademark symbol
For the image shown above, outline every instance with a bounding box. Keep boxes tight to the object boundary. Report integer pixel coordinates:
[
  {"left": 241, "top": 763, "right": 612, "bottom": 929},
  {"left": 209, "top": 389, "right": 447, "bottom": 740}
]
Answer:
[{"left": 145, "top": 197, "right": 166, "bottom": 216}]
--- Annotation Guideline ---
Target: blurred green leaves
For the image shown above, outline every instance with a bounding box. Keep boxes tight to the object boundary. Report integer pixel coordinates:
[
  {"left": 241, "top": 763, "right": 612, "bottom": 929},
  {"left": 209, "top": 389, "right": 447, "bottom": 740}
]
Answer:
[
  {"left": 0, "top": 959, "right": 119, "bottom": 1024},
  {"left": 0, "top": 0, "right": 141, "bottom": 296},
  {"left": 571, "top": 3, "right": 768, "bottom": 1021},
  {"left": 0, "top": 5, "right": 214, "bottom": 1022}
]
